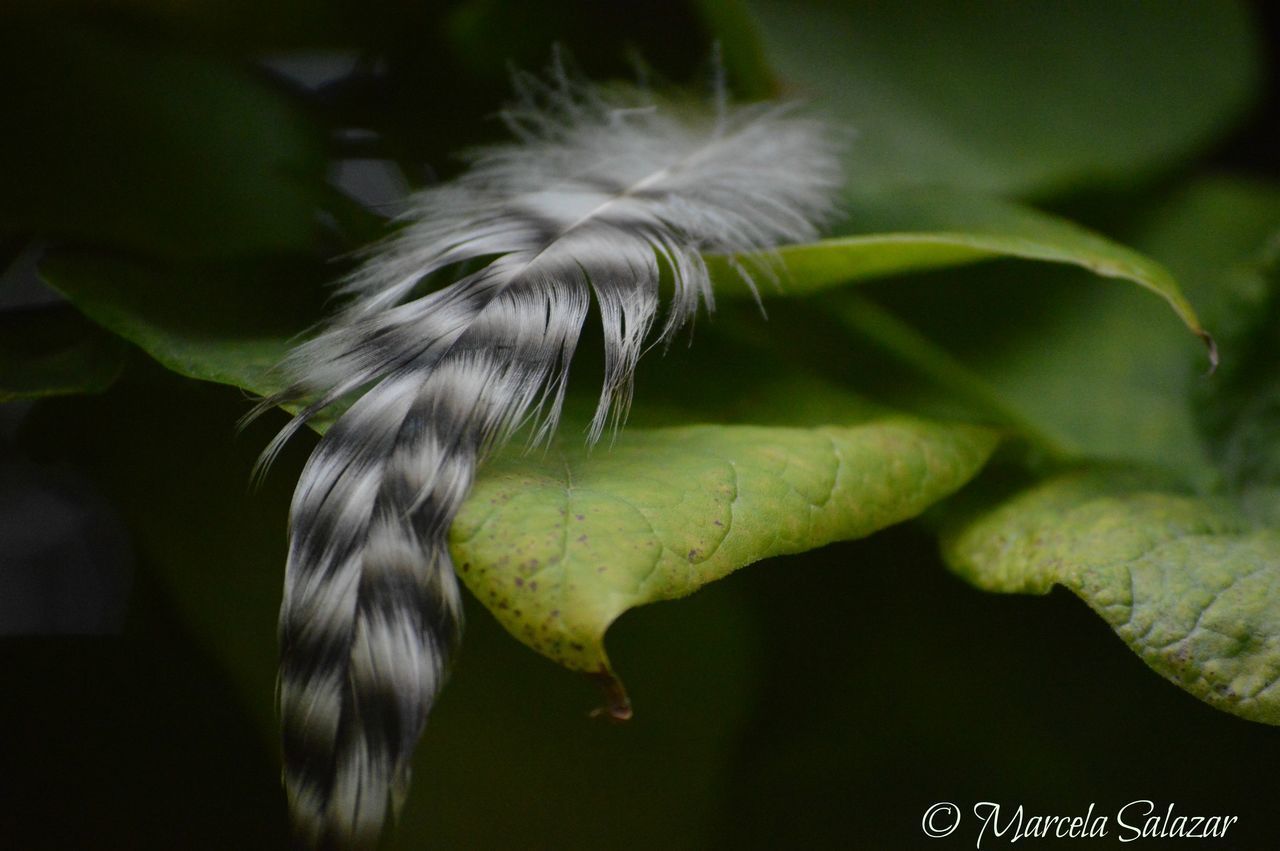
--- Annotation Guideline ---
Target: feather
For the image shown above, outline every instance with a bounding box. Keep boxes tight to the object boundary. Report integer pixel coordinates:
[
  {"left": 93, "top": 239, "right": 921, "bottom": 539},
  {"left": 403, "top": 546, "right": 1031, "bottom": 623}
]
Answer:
[{"left": 260, "top": 62, "right": 843, "bottom": 849}]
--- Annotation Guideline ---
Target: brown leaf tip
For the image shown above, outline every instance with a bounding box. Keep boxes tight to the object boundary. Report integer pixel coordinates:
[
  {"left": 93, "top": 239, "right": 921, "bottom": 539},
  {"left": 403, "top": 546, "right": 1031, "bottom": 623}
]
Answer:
[
  {"left": 587, "top": 670, "right": 633, "bottom": 722},
  {"left": 1199, "top": 330, "right": 1219, "bottom": 376}
]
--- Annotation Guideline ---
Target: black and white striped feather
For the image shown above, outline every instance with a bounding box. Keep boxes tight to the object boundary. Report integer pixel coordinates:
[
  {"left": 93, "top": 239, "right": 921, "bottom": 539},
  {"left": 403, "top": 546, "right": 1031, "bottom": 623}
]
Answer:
[{"left": 260, "top": 67, "right": 841, "bottom": 849}]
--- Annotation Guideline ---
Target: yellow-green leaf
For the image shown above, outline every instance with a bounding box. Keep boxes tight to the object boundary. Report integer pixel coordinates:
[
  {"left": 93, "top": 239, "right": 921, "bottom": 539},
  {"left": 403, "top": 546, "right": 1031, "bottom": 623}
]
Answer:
[
  {"left": 943, "top": 470, "right": 1280, "bottom": 724},
  {"left": 453, "top": 419, "right": 997, "bottom": 695}
]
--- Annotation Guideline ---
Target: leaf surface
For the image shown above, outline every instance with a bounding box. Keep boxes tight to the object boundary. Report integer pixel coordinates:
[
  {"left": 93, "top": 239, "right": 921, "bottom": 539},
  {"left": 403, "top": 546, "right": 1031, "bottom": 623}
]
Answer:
[
  {"left": 722, "top": 191, "right": 1210, "bottom": 344},
  {"left": 843, "top": 181, "right": 1280, "bottom": 483},
  {"left": 40, "top": 256, "right": 326, "bottom": 396},
  {"left": 39, "top": 251, "right": 1000, "bottom": 692},
  {"left": 45, "top": 192, "right": 1211, "bottom": 397},
  {"left": 944, "top": 470, "right": 1280, "bottom": 723},
  {"left": 937, "top": 178, "right": 1280, "bottom": 725},
  {"left": 734, "top": 0, "right": 1258, "bottom": 197},
  {"left": 452, "top": 418, "right": 997, "bottom": 685},
  {"left": 36, "top": 188, "right": 1228, "bottom": 693}
]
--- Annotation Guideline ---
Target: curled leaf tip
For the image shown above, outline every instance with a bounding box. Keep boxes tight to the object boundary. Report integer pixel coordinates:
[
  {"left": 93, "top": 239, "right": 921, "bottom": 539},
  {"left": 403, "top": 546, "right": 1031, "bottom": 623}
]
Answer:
[
  {"left": 1198, "top": 330, "right": 1219, "bottom": 375},
  {"left": 587, "top": 671, "right": 633, "bottom": 722}
]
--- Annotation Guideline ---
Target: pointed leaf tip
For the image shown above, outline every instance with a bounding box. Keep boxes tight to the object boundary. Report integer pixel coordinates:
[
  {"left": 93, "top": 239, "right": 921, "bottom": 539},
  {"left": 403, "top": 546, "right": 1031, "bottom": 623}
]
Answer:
[
  {"left": 587, "top": 671, "right": 633, "bottom": 722},
  {"left": 1200, "top": 330, "right": 1220, "bottom": 375}
]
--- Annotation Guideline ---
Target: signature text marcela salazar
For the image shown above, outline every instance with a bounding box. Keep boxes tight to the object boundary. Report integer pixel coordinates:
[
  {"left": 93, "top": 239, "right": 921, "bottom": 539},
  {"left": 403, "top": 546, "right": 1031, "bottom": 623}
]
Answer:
[{"left": 972, "top": 800, "right": 1236, "bottom": 846}]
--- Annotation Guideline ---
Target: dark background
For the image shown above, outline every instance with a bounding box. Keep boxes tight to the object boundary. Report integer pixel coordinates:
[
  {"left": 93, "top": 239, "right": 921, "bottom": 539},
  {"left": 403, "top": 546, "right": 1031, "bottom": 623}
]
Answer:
[{"left": 2, "top": 2, "right": 1279, "bottom": 849}]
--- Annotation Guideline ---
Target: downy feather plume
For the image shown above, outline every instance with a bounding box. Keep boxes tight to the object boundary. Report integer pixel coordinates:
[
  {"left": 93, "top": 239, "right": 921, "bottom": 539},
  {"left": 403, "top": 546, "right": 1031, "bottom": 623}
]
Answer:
[{"left": 258, "top": 62, "right": 842, "bottom": 849}]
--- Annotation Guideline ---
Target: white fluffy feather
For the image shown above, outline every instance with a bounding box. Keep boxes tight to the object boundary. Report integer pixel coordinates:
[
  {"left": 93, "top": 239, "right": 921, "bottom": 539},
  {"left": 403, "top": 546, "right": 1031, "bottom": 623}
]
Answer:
[{"left": 262, "top": 63, "right": 843, "bottom": 850}]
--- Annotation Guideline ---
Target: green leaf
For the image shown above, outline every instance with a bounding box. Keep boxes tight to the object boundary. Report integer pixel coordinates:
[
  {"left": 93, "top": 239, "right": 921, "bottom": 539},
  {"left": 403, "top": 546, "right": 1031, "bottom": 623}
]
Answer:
[
  {"left": 943, "top": 469, "right": 1280, "bottom": 724},
  {"left": 718, "top": 191, "right": 1211, "bottom": 346},
  {"left": 45, "top": 190, "right": 1214, "bottom": 398},
  {"left": 42, "top": 185, "right": 1222, "bottom": 695},
  {"left": 39, "top": 250, "right": 998, "bottom": 695},
  {"left": 40, "top": 185, "right": 1215, "bottom": 689},
  {"left": 40, "top": 254, "right": 326, "bottom": 396},
  {"left": 836, "top": 180, "right": 1280, "bottom": 485},
  {"left": 732, "top": 0, "right": 1258, "bottom": 197},
  {"left": 0, "top": 305, "right": 126, "bottom": 402},
  {"left": 451, "top": 418, "right": 997, "bottom": 688},
  {"left": 1149, "top": 179, "right": 1280, "bottom": 490},
  {"left": 0, "top": 22, "right": 327, "bottom": 259},
  {"left": 1133, "top": 178, "right": 1280, "bottom": 335},
  {"left": 16, "top": 372, "right": 784, "bottom": 849},
  {"left": 936, "top": 178, "right": 1280, "bottom": 727},
  {"left": 713, "top": 191, "right": 1216, "bottom": 469},
  {"left": 839, "top": 265, "right": 1218, "bottom": 482}
]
